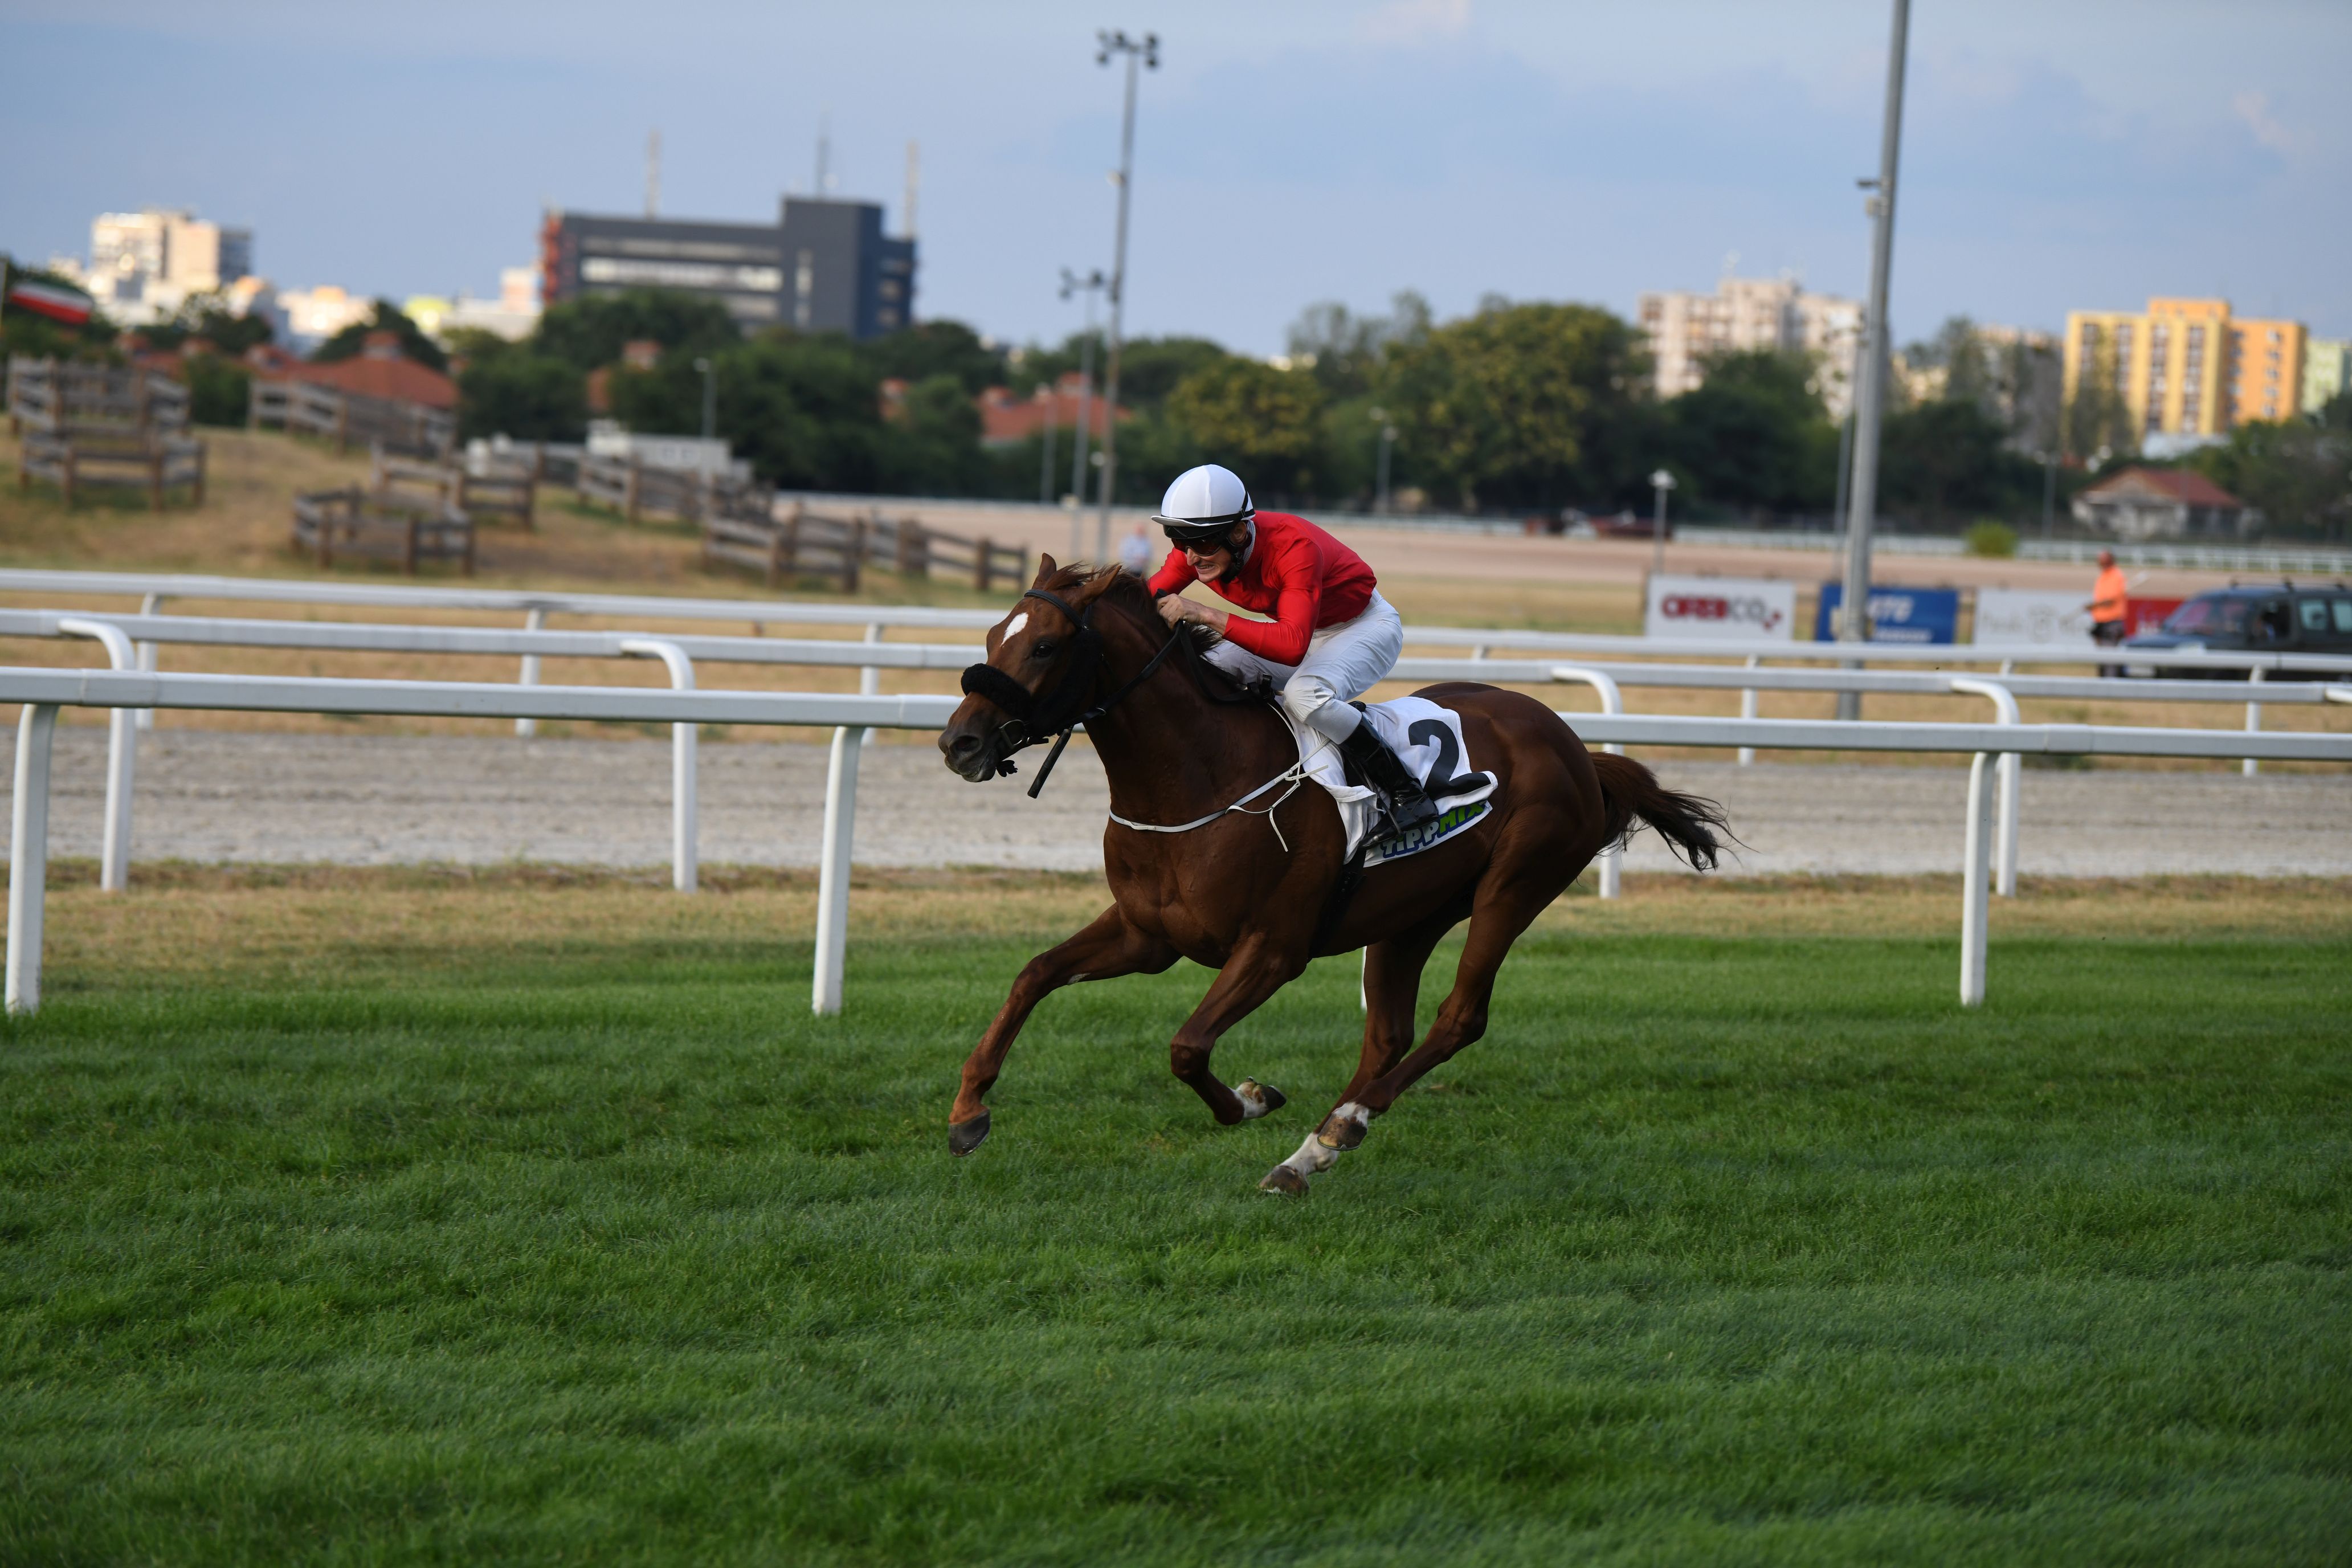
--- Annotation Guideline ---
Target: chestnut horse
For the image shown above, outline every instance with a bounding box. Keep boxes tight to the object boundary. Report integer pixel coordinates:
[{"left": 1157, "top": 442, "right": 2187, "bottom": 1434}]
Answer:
[{"left": 937, "top": 560, "right": 1728, "bottom": 1193}]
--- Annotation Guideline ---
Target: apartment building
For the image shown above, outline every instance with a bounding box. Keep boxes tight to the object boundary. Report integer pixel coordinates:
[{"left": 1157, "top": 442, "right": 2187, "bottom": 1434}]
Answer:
[
  {"left": 2305, "top": 338, "right": 2350, "bottom": 415},
  {"left": 84, "top": 208, "right": 253, "bottom": 323},
  {"left": 1636, "top": 276, "right": 1863, "bottom": 418},
  {"left": 2063, "top": 297, "right": 2307, "bottom": 444}
]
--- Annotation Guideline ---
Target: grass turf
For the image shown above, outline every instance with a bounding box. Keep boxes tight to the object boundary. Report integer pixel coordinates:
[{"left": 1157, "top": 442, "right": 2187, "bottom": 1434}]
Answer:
[{"left": 1, "top": 884, "right": 2347, "bottom": 1563}]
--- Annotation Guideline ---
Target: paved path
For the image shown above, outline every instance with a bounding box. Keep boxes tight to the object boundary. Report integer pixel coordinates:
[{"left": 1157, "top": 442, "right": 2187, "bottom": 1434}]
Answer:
[{"left": 4, "top": 729, "right": 2346, "bottom": 877}]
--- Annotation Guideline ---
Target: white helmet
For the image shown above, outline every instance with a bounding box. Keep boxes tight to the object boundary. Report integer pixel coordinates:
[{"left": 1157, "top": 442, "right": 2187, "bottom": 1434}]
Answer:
[{"left": 1153, "top": 463, "right": 1254, "bottom": 545}]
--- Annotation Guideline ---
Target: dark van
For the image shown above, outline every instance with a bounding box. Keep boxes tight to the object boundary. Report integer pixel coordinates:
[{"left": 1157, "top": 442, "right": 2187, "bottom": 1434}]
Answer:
[{"left": 2124, "top": 585, "right": 2352, "bottom": 676}]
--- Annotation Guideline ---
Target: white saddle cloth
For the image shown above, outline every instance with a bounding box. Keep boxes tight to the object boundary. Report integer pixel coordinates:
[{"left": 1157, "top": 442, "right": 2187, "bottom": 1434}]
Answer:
[{"left": 1284, "top": 695, "right": 1499, "bottom": 863}]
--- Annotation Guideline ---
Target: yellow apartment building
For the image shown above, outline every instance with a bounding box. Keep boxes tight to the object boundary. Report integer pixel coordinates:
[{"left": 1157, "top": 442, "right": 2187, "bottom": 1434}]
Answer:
[{"left": 2063, "top": 297, "right": 2306, "bottom": 440}]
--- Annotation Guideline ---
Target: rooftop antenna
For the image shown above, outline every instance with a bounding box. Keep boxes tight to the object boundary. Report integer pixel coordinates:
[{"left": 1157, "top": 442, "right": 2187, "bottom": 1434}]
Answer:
[
  {"left": 904, "top": 140, "right": 920, "bottom": 238},
  {"left": 646, "top": 129, "right": 661, "bottom": 218},
  {"left": 815, "top": 109, "right": 832, "bottom": 195}
]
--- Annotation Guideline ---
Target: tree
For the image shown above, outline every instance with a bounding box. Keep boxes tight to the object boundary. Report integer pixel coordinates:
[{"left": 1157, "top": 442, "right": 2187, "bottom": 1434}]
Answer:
[
  {"left": 610, "top": 332, "right": 885, "bottom": 491},
  {"left": 878, "top": 374, "right": 990, "bottom": 496},
  {"left": 1166, "top": 357, "right": 1325, "bottom": 495},
  {"left": 2184, "top": 415, "right": 2352, "bottom": 540},
  {"left": 530, "top": 289, "right": 740, "bottom": 373},
  {"left": 1879, "top": 398, "right": 2038, "bottom": 524},
  {"left": 2061, "top": 329, "right": 2136, "bottom": 463},
  {"left": 1382, "top": 300, "right": 1647, "bottom": 510},
  {"left": 1662, "top": 349, "right": 1836, "bottom": 513},
  {"left": 1284, "top": 291, "right": 1432, "bottom": 399},
  {"left": 864, "top": 320, "right": 1004, "bottom": 396},
  {"left": 456, "top": 346, "right": 589, "bottom": 443},
  {"left": 1106, "top": 336, "right": 1230, "bottom": 413},
  {"left": 0, "top": 260, "right": 119, "bottom": 360},
  {"left": 183, "top": 356, "right": 251, "bottom": 427},
  {"left": 141, "top": 291, "right": 273, "bottom": 358},
  {"left": 311, "top": 300, "right": 447, "bottom": 373}
]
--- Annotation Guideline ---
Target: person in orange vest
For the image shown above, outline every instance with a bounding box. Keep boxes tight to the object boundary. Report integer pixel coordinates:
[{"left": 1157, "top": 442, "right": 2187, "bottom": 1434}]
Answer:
[{"left": 2086, "top": 549, "right": 2130, "bottom": 676}]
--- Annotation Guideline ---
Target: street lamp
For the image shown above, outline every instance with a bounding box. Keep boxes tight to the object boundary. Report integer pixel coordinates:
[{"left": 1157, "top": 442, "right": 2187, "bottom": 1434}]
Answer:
[
  {"left": 1059, "top": 266, "right": 1106, "bottom": 560},
  {"left": 1093, "top": 28, "right": 1158, "bottom": 564},
  {"left": 1036, "top": 384, "right": 1059, "bottom": 505},
  {"left": 1648, "top": 468, "right": 1676, "bottom": 579},
  {"left": 692, "top": 357, "right": 716, "bottom": 442}
]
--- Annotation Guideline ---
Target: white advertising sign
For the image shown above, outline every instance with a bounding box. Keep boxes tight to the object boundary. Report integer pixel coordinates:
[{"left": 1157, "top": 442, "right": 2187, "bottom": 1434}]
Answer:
[
  {"left": 1644, "top": 574, "right": 1797, "bottom": 641},
  {"left": 1971, "top": 589, "right": 2096, "bottom": 649}
]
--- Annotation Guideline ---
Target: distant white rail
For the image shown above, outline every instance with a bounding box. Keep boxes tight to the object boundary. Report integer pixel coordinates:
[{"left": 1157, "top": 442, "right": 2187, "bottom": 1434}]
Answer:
[{"left": 4, "top": 665, "right": 2347, "bottom": 1020}]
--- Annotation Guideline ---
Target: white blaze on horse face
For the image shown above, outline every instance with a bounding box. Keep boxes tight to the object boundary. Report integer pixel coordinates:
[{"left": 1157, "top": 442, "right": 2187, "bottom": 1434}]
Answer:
[{"left": 1002, "top": 611, "right": 1030, "bottom": 643}]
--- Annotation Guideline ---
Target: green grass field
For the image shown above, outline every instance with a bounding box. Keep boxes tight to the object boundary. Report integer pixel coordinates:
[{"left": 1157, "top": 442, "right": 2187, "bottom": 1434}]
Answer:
[{"left": 3, "top": 881, "right": 2348, "bottom": 1565}]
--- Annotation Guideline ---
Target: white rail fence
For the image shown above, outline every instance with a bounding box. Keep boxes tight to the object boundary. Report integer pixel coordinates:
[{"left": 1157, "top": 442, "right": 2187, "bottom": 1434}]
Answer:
[
  {"left": 3, "top": 608, "right": 2348, "bottom": 905},
  {"left": 5, "top": 666, "right": 2349, "bottom": 1021}
]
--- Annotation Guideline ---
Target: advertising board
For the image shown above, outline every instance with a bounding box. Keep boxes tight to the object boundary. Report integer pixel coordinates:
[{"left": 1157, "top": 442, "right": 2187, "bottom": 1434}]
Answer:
[
  {"left": 1643, "top": 575, "right": 1797, "bottom": 641},
  {"left": 1814, "top": 584, "right": 1960, "bottom": 644},
  {"left": 1971, "top": 589, "right": 2097, "bottom": 648}
]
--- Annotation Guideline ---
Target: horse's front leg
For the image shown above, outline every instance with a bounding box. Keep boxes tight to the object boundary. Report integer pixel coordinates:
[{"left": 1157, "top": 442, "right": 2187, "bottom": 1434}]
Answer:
[
  {"left": 951, "top": 905, "right": 1176, "bottom": 1155},
  {"left": 1166, "top": 930, "right": 1309, "bottom": 1126}
]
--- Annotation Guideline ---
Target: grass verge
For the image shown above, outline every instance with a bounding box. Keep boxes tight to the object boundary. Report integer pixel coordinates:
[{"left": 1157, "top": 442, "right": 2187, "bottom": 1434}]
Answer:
[{"left": 1, "top": 873, "right": 2346, "bottom": 1563}]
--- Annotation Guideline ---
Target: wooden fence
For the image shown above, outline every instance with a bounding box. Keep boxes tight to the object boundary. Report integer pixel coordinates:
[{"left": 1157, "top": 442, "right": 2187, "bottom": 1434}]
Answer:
[
  {"left": 700, "top": 499, "right": 1029, "bottom": 594},
  {"left": 19, "top": 429, "right": 205, "bottom": 509},
  {"left": 370, "top": 446, "right": 534, "bottom": 530},
  {"left": 291, "top": 486, "right": 474, "bottom": 574},
  {"left": 250, "top": 378, "right": 455, "bottom": 458},
  {"left": 575, "top": 454, "right": 754, "bottom": 525},
  {"left": 6, "top": 357, "right": 188, "bottom": 437}
]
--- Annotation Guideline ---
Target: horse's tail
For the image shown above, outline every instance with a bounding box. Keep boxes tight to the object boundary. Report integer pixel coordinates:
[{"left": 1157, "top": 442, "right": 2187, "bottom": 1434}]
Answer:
[{"left": 1590, "top": 751, "right": 1731, "bottom": 871}]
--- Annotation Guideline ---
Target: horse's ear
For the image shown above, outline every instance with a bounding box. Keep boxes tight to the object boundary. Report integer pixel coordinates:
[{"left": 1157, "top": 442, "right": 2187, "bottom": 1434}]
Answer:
[{"left": 1032, "top": 553, "right": 1059, "bottom": 587}]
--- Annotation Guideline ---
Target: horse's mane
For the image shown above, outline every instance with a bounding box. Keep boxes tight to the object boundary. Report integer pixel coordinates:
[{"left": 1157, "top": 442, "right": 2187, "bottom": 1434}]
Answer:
[{"left": 1039, "top": 561, "right": 1165, "bottom": 635}]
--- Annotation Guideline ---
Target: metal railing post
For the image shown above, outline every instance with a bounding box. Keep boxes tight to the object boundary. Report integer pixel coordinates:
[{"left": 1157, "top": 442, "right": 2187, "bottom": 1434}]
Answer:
[
  {"left": 133, "top": 591, "right": 162, "bottom": 731},
  {"left": 1553, "top": 665, "right": 1625, "bottom": 899},
  {"left": 56, "top": 619, "right": 140, "bottom": 892},
  {"left": 1738, "top": 655, "right": 1758, "bottom": 766},
  {"left": 1949, "top": 677, "right": 2019, "bottom": 897},
  {"left": 1961, "top": 750, "right": 1993, "bottom": 1007},
  {"left": 515, "top": 607, "right": 547, "bottom": 737},
  {"left": 2244, "top": 666, "right": 2265, "bottom": 778},
  {"left": 619, "top": 639, "right": 697, "bottom": 892},
  {"left": 7, "top": 704, "right": 59, "bottom": 1013},
  {"left": 860, "top": 622, "right": 882, "bottom": 746},
  {"left": 813, "top": 724, "right": 867, "bottom": 1015}
]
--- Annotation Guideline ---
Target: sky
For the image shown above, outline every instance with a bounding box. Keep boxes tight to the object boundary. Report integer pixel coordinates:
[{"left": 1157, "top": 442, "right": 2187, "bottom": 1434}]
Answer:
[{"left": 4, "top": 1, "right": 2346, "bottom": 356}]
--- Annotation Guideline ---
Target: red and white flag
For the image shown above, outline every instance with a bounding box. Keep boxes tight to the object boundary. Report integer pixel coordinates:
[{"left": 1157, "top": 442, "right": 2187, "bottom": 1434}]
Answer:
[{"left": 5, "top": 275, "right": 95, "bottom": 326}]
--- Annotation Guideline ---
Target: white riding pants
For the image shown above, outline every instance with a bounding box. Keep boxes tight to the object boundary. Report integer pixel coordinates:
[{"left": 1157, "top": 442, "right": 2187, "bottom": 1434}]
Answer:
[{"left": 1204, "top": 590, "right": 1402, "bottom": 743}]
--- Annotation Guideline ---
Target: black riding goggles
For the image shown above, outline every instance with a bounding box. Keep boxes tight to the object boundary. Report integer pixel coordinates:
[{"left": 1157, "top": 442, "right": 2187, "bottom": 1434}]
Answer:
[{"left": 1155, "top": 503, "right": 1253, "bottom": 550}]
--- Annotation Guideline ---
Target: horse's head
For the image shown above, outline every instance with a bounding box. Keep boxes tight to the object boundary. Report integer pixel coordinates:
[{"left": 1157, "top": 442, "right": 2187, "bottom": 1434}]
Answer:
[{"left": 940, "top": 555, "right": 1140, "bottom": 783}]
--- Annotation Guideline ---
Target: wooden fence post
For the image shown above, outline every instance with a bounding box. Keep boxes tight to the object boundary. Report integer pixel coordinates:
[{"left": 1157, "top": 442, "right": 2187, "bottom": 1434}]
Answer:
[
  {"left": 191, "top": 443, "right": 206, "bottom": 508},
  {"left": 146, "top": 448, "right": 163, "bottom": 512},
  {"left": 624, "top": 459, "right": 642, "bottom": 523},
  {"left": 974, "top": 536, "right": 994, "bottom": 593},
  {"left": 60, "top": 450, "right": 75, "bottom": 510},
  {"left": 844, "top": 518, "right": 865, "bottom": 594}
]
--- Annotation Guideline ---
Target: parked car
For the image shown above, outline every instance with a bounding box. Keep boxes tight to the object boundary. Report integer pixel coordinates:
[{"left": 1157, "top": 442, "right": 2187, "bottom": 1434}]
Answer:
[{"left": 2122, "top": 584, "right": 2352, "bottom": 676}]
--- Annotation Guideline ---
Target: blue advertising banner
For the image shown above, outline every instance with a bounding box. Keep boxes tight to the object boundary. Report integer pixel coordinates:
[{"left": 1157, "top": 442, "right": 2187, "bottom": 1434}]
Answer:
[{"left": 1814, "top": 584, "right": 1961, "bottom": 644}]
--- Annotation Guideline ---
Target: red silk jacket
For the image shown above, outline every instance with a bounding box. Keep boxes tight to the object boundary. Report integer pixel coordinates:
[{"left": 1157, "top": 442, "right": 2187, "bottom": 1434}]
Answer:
[{"left": 1145, "top": 511, "right": 1377, "bottom": 665}]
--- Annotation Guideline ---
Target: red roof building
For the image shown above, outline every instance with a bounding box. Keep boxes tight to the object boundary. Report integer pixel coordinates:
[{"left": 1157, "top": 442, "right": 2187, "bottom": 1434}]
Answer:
[
  {"left": 977, "top": 373, "right": 1128, "bottom": 447},
  {"left": 2072, "top": 466, "right": 2255, "bottom": 541},
  {"left": 254, "top": 331, "right": 458, "bottom": 410}
]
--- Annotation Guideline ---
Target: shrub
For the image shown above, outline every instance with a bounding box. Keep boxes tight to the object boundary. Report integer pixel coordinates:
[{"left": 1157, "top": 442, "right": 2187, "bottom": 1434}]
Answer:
[{"left": 1964, "top": 518, "right": 2019, "bottom": 557}]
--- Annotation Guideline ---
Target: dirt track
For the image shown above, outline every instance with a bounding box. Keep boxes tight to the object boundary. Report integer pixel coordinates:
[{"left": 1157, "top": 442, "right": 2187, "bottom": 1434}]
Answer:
[{"left": 6, "top": 729, "right": 2345, "bottom": 879}]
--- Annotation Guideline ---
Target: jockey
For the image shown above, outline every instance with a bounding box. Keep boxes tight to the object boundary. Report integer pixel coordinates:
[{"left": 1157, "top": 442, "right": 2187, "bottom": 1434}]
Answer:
[{"left": 1146, "top": 463, "right": 1439, "bottom": 833}]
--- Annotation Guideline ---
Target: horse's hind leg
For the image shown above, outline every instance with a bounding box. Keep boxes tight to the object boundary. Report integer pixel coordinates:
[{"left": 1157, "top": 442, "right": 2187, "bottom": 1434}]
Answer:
[
  {"left": 951, "top": 904, "right": 1176, "bottom": 1155},
  {"left": 1338, "top": 909, "right": 1459, "bottom": 1104},
  {"left": 1267, "top": 864, "right": 1565, "bottom": 1191}
]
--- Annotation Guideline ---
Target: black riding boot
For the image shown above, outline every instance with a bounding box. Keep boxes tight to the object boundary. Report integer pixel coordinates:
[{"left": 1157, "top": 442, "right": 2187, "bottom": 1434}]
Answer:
[{"left": 1338, "top": 719, "right": 1440, "bottom": 835}]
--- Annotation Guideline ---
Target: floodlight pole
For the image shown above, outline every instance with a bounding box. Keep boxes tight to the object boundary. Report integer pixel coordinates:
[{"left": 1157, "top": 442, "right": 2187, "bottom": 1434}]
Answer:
[
  {"left": 1648, "top": 469, "right": 1676, "bottom": 580},
  {"left": 1094, "top": 29, "right": 1157, "bottom": 564},
  {"left": 1060, "top": 266, "right": 1106, "bottom": 560},
  {"left": 1836, "top": 0, "right": 1910, "bottom": 721}
]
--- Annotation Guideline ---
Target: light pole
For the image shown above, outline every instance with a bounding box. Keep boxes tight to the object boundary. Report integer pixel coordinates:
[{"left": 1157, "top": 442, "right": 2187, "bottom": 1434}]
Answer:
[
  {"left": 1836, "top": 0, "right": 1910, "bottom": 721},
  {"left": 1037, "top": 385, "right": 1058, "bottom": 505},
  {"left": 1648, "top": 468, "right": 1676, "bottom": 581},
  {"left": 1059, "top": 266, "right": 1105, "bottom": 560},
  {"left": 2039, "top": 448, "right": 2058, "bottom": 540},
  {"left": 1094, "top": 28, "right": 1157, "bottom": 564},
  {"left": 692, "top": 357, "right": 716, "bottom": 442},
  {"left": 1369, "top": 406, "right": 1396, "bottom": 514}
]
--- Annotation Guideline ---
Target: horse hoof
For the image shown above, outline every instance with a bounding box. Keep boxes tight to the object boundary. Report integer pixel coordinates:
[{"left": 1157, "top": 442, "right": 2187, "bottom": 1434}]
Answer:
[
  {"left": 1314, "top": 1104, "right": 1370, "bottom": 1151},
  {"left": 1235, "top": 1079, "right": 1287, "bottom": 1119},
  {"left": 948, "top": 1111, "right": 992, "bottom": 1157},
  {"left": 1259, "top": 1165, "right": 1309, "bottom": 1195}
]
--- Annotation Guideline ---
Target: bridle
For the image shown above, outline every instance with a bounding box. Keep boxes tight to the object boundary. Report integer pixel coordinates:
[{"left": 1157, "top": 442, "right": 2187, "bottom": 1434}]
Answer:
[{"left": 959, "top": 586, "right": 1189, "bottom": 799}]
